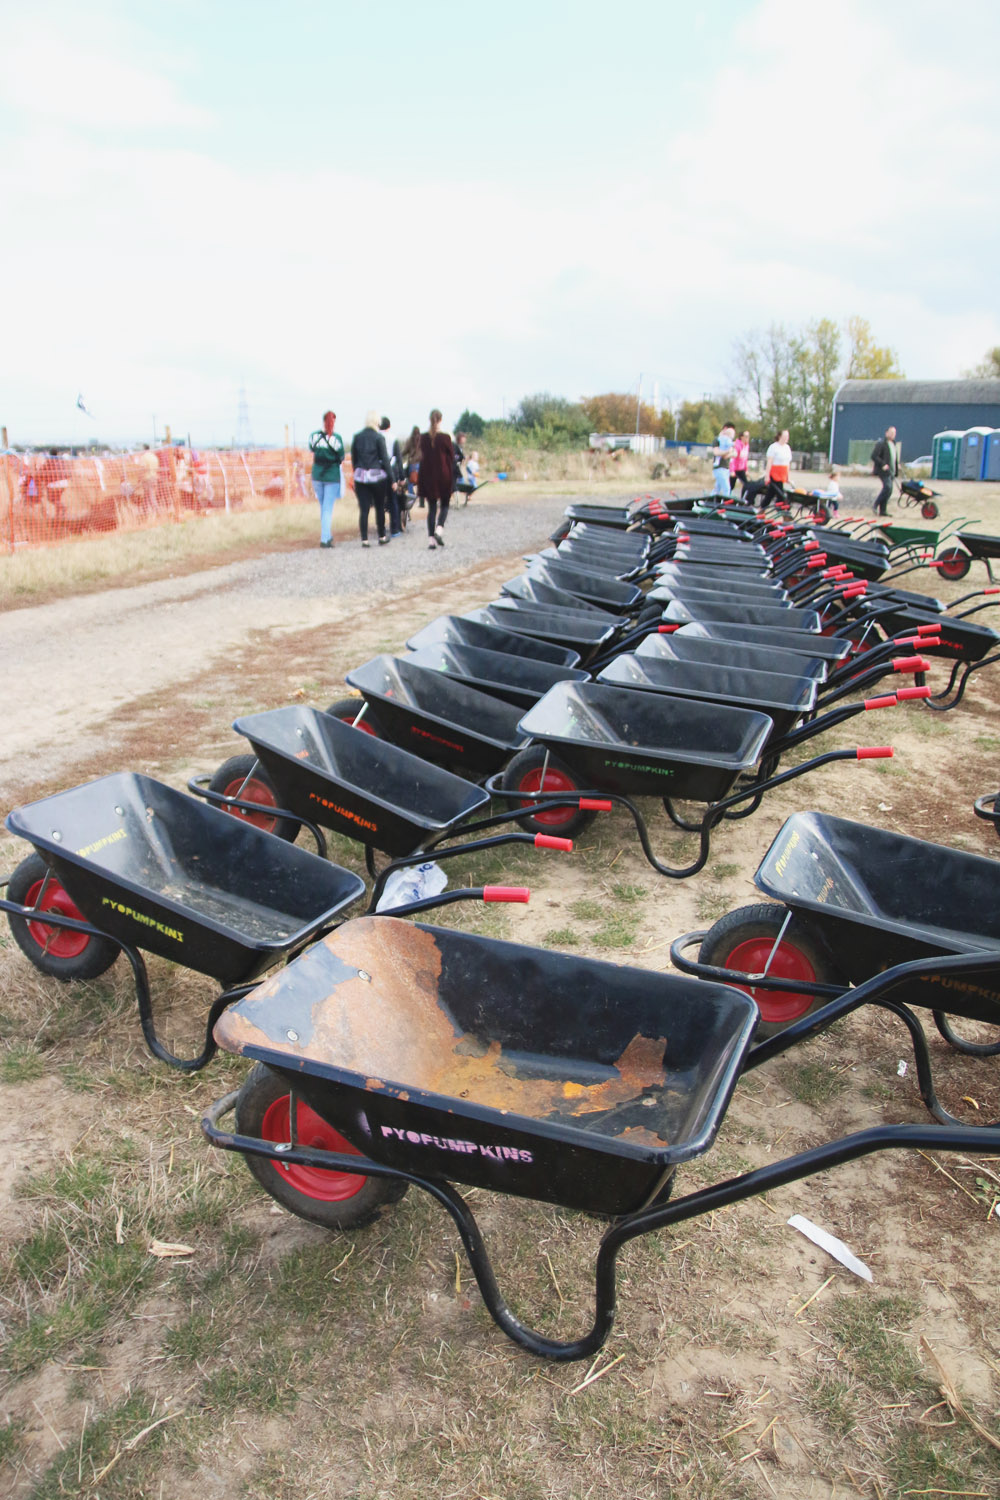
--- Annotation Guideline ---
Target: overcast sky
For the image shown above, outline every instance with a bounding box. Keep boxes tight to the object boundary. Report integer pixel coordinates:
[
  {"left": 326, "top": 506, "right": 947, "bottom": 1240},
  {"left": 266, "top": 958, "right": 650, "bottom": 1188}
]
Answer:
[{"left": 2, "top": 0, "right": 998, "bottom": 447}]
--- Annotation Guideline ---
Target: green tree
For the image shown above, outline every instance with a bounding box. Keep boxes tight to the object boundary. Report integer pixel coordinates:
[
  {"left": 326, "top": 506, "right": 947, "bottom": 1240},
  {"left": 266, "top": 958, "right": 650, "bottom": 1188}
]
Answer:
[
  {"left": 512, "top": 393, "right": 590, "bottom": 449},
  {"left": 581, "top": 392, "right": 659, "bottom": 436},
  {"left": 455, "top": 409, "right": 485, "bottom": 437},
  {"left": 674, "top": 396, "right": 743, "bottom": 444},
  {"left": 964, "top": 347, "right": 1000, "bottom": 378},
  {"left": 844, "top": 316, "right": 904, "bottom": 380}
]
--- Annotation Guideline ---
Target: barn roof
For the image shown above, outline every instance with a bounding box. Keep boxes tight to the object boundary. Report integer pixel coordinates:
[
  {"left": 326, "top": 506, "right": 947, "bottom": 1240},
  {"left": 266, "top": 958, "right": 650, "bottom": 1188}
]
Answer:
[{"left": 836, "top": 378, "right": 1000, "bottom": 405}]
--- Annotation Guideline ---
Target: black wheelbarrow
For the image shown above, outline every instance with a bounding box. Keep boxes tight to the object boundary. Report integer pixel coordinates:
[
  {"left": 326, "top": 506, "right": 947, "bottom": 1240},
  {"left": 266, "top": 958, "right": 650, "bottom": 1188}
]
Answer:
[
  {"left": 931, "top": 531, "right": 1000, "bottom": 583},
  {"left": 974, "top": 790, "right": 1000, "bottom": 842},
  {"left": 406, "top": 641, "right": 589, "bottom": 710},
  {"left": 202, "top": 915, "right": 1000, "bottom": 1360},
  {"left": 2, "top": 771, "right": 538, "bottom": 1072},
  {"left": 672, "top": 809, "right": 1000, "bottom": 1059},
  {"left": 488, "top": 680, "right": 892, "bottom": 876},
  {"left": 898, "top": 476, "right": 941, "bottom": 519},
  {"left": 500, "top": 573, "right": 631, "bottom": 626},
  {"left": 528, "top": 559, "right": 645, "bottom": 612},
  {"left": 1, "top": 772, "right": 366, "bottom": 1070},
  {"left": 405, "top": 612, "right": 583, "bottom": 668},
  {"left": 465, "top": 602, "right": 620, "bottom": 663}
]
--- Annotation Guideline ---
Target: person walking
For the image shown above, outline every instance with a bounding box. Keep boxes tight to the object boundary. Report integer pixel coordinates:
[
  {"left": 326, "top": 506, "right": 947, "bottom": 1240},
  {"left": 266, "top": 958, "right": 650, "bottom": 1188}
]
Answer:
[
  {"left": 402, "top": 425, "right": 422, "bottom": 509},
  {"left": 379, "top": 416, "right": 405, "bottom": 536},
  {"left": 871, "top": 425, "right": 898, "bottom": 517},
  {"left": 351, "top": 411, "right": 393, "bottom": 547},
  {"left": 711, "top": 422, "right": 735, "bottom": 496},
  {"left": 729, "top": 429, "right": 750, "bottom": 495},
  {"left": 418, "top": 409, "right": 455, "bottom": 550},
  {"left": 309, "top": 410, "right": 345, "bottom": 548}
]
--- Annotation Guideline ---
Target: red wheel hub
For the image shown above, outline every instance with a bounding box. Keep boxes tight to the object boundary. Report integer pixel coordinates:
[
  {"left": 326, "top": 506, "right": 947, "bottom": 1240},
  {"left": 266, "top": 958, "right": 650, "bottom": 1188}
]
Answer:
[
  {"left": 937, "top": 551, "right": 967, "bottom": 580},
  {"left": 25, "top": 878, "right": 91, "bottom": 959},
  {"left": 336, "top": 712, "right": 377, "bottom": 736},
  {"left": 517, "top": 765, "right": 579, "bottom": 827},
  {"left": 724, "top": 936, "right": 818, "bottom": 1025},
  {"left": 260, "top": 1095, "right": 366, "bottom": 1201},
  {"left": 221, "top": 775, "right": 280, "bottom": 832}
]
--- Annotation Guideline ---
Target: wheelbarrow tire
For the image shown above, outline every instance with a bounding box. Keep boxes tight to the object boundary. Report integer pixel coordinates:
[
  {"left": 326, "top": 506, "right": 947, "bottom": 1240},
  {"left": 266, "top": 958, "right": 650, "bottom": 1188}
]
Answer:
[
  {"left": 698, "top": 903, "right": 842, "bottom": 1039},
  {"left": 235, "top": 1064, "right": 409, "bottom": 1231},
  {"left": 921, "top": 500, "right": 939, "bottom": 520},
  {"left": 324, "top": 697, "right": 383, "bottom": 737},
  {"left": 6, "top": 852, "right": 119, "bottom": 981},
  {"left": 500, "top": 746, "right": 597, "bottom": 837},
  {"left": 935, "top": 547, "right": 971, "bottom": 581},
  {"left": 207, "top": 756, "right": 300, "bottom": 842}
]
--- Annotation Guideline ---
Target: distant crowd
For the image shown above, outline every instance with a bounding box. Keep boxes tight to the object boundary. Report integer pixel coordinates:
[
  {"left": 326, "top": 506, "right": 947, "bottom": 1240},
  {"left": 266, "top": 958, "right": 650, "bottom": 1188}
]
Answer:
[{"left": 309, "top": 409, "right": 481, "bottom": 552}]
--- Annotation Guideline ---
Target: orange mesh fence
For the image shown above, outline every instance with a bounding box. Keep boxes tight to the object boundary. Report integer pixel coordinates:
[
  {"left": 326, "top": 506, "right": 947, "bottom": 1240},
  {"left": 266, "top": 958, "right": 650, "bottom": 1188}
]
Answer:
[{"left": 1, "top": 448, "right": 354, "bottom": 552}]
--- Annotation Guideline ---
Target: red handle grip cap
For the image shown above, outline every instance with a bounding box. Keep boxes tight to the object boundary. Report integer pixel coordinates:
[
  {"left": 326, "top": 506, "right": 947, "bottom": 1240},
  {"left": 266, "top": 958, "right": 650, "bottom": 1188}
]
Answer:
[
  {"left": 891, "top": 655, "right": 930, "bottom": 672},
  {"left": 857, "top": 746, "right": 893, "bottom": 759},
  {"left": 580, "top": 798, "right": 614, "bottom": 811},
  {"left": 896, "top": 685, "right": 932, "bottom": 700},
  {"left": 916, "top": 623, "right": 940, "bottom": 635},
  {"left": 534, "top": 834, "right": 573, "bottom": 852},
  {"left": 864, "top": 694, "right": 897, "bottom": 709},
  {"left": 483, "top": 886, "right": 530, "bottom": 903},
  {"left": 658, "top": 623, "right": 681, "bottom": 633}
]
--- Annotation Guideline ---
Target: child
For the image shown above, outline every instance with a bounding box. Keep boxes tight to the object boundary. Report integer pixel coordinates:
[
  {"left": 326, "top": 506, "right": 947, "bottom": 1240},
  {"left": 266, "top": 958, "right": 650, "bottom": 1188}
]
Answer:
[
  {"left": 466, "top": 450, "right": 481, "bottom": 487},
  {"left": 812, "top": 467, "right": 842, "bottom": 514}
]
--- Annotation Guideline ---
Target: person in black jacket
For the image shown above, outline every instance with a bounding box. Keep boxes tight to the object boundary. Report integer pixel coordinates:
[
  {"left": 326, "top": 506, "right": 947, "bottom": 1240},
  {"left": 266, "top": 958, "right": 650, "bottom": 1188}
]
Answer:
[
  {"left": 871, "top": 426, "right": 898, "bottom": 516},
  {"left": 379, "top": 415, "right": 405, "bottom": 535},
  {"left": 351, "top": 411, "right": 393, "bottom": 546}
]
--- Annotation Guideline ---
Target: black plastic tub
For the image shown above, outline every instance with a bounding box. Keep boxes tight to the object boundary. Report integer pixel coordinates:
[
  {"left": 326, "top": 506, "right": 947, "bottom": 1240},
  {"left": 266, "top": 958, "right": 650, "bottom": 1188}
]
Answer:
[
  {"left": 501, "top": 574, "right": 629, "bottom": 623},
  {"left": 517, "top": 681, "right": 774, "bottom": 800},
  {"left": 663, "top": 600, "right": 822, "bottom": 631},
  {"left": 596, "top": 655, "right": 816, "bottom": 739},
  {"left": 467, "top": 603, "right": 619, "bottom": 656},
  {"left": 677, "top": 622, "right": 853, "bottom": 660},
  {"left": 754, "top": 811, "right": 1000, "bottom": 990},
  {"left": 234, "top": 706, "right": 490, "bottom": 856},
  {"left": 5, "top": 773, "right": 365, "bottom": 985},
  {"left": 405, "top": 614, "right": 582, "bottom": 669},
  {"left": 213, "top": 914, "right": 757, "bottom": 1216},
  {"left": 406, "top": 642, "right": 588, "bottom": 710},
  {"left": 345, "top": 655, "right": 530, "bottom": 774},
  {"left": 532, "top": 559, "right": 644, "bottom": 612},
  {"left": 636, "top": 629, "right": 831, "bottom": 682}
]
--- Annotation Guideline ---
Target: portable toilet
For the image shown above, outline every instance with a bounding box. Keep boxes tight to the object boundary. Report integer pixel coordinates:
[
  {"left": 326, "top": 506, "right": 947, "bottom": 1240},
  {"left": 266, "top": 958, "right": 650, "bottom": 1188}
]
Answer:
[
  {"left": 932, "top": 430, "right": 963, "bottom": 481},
  {"left": 984, "top": 430, "right": 1000, "bottom": 482},
  {"left": 959, "top": 427, "right": 994, "bottom": 480}
]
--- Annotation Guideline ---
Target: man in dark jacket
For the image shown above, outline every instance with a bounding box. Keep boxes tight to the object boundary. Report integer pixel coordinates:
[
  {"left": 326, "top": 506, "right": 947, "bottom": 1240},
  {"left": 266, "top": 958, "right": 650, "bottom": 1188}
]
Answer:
[{"left": 871, "top": 426, "right": 898, "bottom": 516}]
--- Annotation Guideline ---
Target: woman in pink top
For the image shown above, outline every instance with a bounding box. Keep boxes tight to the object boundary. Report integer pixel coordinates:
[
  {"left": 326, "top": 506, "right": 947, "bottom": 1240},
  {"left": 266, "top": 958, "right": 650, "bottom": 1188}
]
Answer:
[{"left": 729, "top": 430, "right": 750, "bottom": 495}]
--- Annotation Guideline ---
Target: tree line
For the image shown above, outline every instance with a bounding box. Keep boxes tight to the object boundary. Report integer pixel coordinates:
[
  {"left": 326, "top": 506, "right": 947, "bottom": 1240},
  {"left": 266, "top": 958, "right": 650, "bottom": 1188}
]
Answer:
[{"left": 458, "top": 315, "right": 914, "bottom": 455}]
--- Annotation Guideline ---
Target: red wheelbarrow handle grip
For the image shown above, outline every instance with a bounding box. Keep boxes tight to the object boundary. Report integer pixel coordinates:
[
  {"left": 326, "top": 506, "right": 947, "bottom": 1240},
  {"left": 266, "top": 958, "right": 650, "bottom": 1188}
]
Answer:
[
  {"left": 533, "top": 835, "right": 573, "bottom": 852},
  {"left": 892, "top": 655, "right": 930, "bottom": 672},
  {"left": 896, "top": 685, "right": 932, "bottom": 700},
  {"left": 896, "top": 634, "right": 939, "bottom": 647},
  {"left": 857, "top": 746, "right": 893, "bottom": 759},
  {"left": 483, "top": 886, "right": 530, "bottom": 903},
  {"left": 657, "top": 624, "right": 681, "bottom": 633},
  {"left": 915, "top": 623, "right": 940, "bottom": 634},
  {"left": 580, "top": 798, "right": 614, "bottom": 811},
  {"left": 864, "top": 694, "right": 897, "bottom": 709}
]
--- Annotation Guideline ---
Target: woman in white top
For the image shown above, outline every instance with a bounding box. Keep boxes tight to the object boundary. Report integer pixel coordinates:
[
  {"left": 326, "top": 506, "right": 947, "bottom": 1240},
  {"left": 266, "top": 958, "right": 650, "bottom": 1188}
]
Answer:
[{"left": 760, "top": 429, "right": 791, "bottom": 509}]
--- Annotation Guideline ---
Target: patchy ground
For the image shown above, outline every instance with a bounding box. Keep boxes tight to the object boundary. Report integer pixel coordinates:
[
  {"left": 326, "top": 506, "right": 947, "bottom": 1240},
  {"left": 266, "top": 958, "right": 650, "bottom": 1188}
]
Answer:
[{"left": 0, "top": 483, "right": 999, "bottom": 1500}]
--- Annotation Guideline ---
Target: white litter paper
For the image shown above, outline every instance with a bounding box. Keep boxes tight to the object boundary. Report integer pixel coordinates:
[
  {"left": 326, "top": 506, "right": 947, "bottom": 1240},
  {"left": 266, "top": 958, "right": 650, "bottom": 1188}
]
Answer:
[{"left": 787, "top": 1214, "right": 873, "bottom": 1282}]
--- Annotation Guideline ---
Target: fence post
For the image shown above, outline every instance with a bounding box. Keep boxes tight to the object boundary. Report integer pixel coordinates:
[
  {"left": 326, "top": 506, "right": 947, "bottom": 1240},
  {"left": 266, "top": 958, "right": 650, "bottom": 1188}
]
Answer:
[{"left": 284, "top": 425, "right": 291, "bottom": 503}]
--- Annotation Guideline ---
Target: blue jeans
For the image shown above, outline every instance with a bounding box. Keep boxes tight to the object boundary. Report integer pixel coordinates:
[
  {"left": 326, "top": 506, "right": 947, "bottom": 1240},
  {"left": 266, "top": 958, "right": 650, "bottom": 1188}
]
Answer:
[
  {"left": 314, "top": 480, "right": 341, "bottom": 543},
  {"left": 712, "top": 467, "right": 730, "bottom": 496}
]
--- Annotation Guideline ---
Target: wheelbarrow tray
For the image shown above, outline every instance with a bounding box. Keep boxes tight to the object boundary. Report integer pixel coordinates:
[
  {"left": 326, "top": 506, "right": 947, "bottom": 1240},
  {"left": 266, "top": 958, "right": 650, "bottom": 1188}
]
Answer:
[
  {"left": 5, "top": 773, "right": 365, "bottom": 985},
  {"left": 648, "top": 579, "right": 791, "bottom": 606},
  {"left": 502, "top": 574, "right": 630, "bottom": 624},
  {"left": 597, "top": 655, "right": 815, "bottom": 738},
  {"left": 568, "top": 524, "right": 650, "bottom": 558},
  {"left": 406, "top": 614, "right": 582, "bottom": 669},
  {"left": 874, "top": 524, "right": 941, "bottom": 548},
  {"left": 672, "top": 547, "right": 776, "bottom": 571},
  {"left": 867, "top": 605, "right": 997, "bottom": 662},
  {"left": 406, "top": 642, "right": 588, "bottom": 711},
  {"left": 636, "top": 630, "right": 831, "bottom": 683},
  {"left": 563, "top": 503, "right": 644, "bottom": 528},
  {"left": 345, "top": 655, "right": 529, "bottom": 774},
  {"left": 663, "top": 600, "right": 822, "bottom": 631},
  {"left": 957, "top": 531, "right": 1000, "bottom": 559},
  {"left": 679, "top": 622, "right": 849, "bottom": 658},
  {"left": 233, "top": 707, "right": 490, "bottom": 857},
  {"left": 654, "top": 560, "right": 774, "bottom": 587},
  {"left": 467, "top": 604, "right": 619, "bottom": 655},
  {"left": 534, "top": 560, "right": 644, "bottom": 611},
  {"left": 517, "top": 681, "right": 774, "bottom": 800},
  {"left": 213, "top": 915, "right": 758, "bottom": 1216},
  {"left": 755, "top": 811, "right": 1000, "bottom": 990}
]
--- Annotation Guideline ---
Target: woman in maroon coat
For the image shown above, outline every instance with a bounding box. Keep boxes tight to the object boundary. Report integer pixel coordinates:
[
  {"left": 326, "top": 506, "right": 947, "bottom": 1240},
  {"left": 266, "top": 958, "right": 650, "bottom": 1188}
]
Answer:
[{"left": 417, "top": 409, "right": 455, "bottom": 550}]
